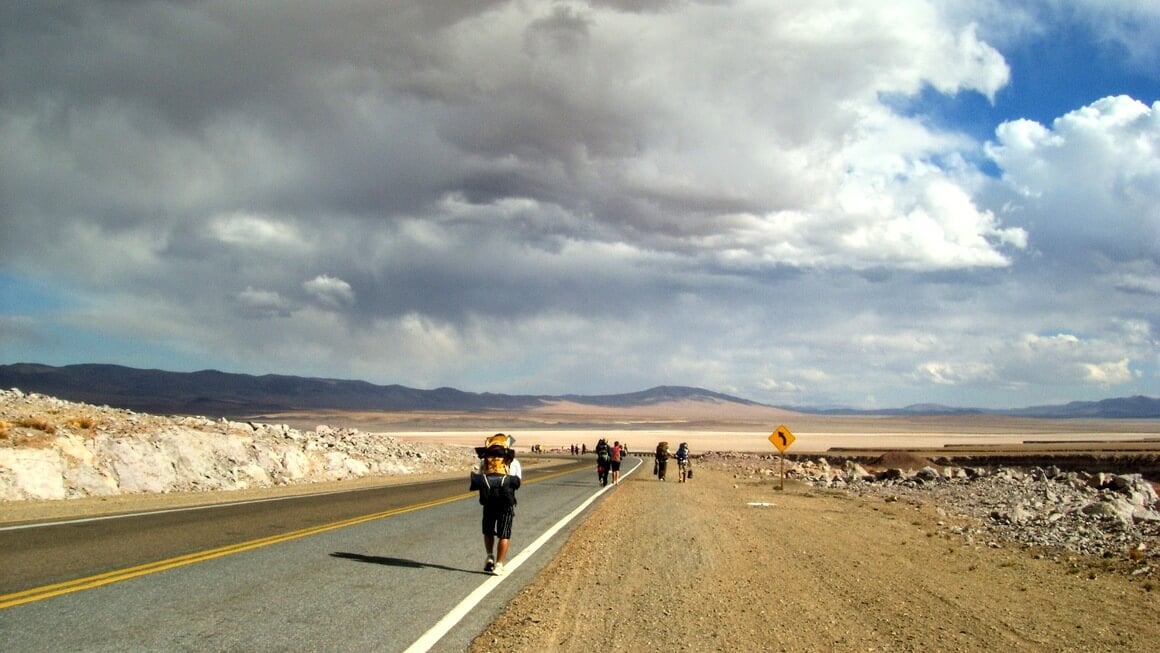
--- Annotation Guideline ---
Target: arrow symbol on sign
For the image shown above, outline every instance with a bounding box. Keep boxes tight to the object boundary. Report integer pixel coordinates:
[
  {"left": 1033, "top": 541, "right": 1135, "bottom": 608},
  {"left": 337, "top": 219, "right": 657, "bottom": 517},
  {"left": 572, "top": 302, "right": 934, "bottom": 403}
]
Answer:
[{"left": 777, "top": 431, "right": 787, "bottom": 446}]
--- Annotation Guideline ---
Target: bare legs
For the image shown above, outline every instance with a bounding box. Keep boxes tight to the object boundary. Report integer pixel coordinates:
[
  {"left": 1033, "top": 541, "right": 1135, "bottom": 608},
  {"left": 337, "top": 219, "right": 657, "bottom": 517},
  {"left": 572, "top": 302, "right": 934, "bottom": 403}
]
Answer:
[{"left": 485, "top": 535, "right": 510, "bottom": 565}]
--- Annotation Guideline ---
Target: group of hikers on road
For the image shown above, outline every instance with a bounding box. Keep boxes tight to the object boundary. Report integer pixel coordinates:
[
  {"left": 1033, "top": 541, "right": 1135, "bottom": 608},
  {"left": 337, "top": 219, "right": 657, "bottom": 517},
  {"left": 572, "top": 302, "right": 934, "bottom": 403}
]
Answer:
[
  {"left": 589, "top": 437, "right": 693, "bottom": 484},
  {"left": 652, "top": 440, "right": 692, "bottom": 482},
  {"left": 471, "top": 433, "right": 692, "bottom": 577},
  {"left": 593, "top": 438, "right": 624, "bottom": 486}
]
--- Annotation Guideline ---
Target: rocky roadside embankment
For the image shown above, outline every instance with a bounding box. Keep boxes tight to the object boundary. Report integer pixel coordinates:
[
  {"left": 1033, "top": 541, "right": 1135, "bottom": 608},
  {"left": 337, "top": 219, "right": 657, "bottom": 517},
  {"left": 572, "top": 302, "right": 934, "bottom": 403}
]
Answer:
[
  {"left": 699, "top": 451, "right": 1160, "bottom": 574},
  {"left": 0, "top": 388, "right": 476, "bottom": 504}
]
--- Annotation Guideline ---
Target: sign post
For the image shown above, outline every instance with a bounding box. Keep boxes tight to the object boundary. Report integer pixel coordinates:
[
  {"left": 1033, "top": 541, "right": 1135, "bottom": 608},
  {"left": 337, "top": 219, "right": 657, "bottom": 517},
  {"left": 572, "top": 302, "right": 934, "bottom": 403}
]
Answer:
[{"left": 768, "top": 425, "right": 796, "bottom": 490}]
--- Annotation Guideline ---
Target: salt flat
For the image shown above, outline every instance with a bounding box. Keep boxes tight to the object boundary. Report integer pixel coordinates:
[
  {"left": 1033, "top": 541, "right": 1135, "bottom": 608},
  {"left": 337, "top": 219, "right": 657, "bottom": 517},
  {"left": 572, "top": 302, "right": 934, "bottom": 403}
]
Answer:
[{"left": 391, "top": 426, "right": 1160, "bottom": 455}]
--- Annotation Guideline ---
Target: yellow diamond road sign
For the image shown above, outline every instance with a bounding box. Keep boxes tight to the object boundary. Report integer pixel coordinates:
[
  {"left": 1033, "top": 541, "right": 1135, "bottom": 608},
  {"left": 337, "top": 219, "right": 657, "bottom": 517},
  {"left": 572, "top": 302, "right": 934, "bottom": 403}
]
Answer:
[{"left": 769, "top": 425, "right": 795, "bottom": 453}]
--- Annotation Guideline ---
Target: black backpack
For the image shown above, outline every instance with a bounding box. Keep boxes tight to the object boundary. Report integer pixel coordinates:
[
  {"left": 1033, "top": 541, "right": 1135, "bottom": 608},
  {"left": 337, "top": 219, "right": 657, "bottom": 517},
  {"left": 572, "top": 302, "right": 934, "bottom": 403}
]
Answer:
[
  {"left": 474, "top": 472, "right": 519, "bottom": 506},
  {"left": 595, "top": 440, "right": 610, "bottom": 464}
]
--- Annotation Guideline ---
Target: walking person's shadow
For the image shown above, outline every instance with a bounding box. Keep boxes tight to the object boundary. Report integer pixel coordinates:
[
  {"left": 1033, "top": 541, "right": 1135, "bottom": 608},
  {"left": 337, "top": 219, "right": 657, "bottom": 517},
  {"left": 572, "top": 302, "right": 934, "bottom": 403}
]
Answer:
[{"left": 330, "top": 551, "right": 486, "bottom": 575}]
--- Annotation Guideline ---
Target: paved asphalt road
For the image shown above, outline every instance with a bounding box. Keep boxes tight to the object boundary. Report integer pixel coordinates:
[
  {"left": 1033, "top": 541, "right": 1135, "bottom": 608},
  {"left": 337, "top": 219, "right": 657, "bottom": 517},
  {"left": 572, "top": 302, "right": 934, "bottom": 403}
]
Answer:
[{"left": 0, "top": 457, "right": 641, "bottom": 652}]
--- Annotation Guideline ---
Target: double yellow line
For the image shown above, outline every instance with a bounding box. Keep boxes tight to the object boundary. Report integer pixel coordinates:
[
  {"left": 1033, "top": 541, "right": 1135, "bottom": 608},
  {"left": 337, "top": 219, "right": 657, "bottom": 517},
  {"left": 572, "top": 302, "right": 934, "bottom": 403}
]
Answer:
[
  {"left": 0, "top": 463, "right": 585, "bottom": 610},
  {"left": 0, "top": 492, "right": 472, "bottom": 610}
]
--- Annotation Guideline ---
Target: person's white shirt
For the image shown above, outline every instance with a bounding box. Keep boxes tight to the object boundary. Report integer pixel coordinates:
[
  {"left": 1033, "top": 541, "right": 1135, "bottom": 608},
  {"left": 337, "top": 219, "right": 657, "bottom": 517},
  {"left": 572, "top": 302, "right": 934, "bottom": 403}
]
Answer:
[{"left": 478, "top": 457, "right": 522, "bottom": 478}]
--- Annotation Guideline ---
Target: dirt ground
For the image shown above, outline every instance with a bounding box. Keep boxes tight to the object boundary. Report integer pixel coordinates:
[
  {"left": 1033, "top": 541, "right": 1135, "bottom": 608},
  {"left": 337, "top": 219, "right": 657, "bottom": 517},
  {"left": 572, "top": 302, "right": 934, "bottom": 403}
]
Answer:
[
  {"left": 6, "top": 399, "right": 1159, "bottom": 650},
  {"left": 470, "top": 460, "right": 1160, "bottom": 653}
]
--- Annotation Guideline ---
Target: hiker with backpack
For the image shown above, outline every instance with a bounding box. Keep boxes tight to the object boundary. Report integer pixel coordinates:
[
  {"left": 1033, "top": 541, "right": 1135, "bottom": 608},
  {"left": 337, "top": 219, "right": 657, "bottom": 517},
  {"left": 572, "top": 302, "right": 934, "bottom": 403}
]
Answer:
[
  {"left": 654, "top": 441, "right": 671, "bottom": 481},
  {"left": 472, "top": 433, "right": 522, "bottom": 576},
  {"left": 594, "top": 438, "right": 611, "bottom": 486},
  {"left": 675, "top": 442, "right": 692, "bottom": 482}
]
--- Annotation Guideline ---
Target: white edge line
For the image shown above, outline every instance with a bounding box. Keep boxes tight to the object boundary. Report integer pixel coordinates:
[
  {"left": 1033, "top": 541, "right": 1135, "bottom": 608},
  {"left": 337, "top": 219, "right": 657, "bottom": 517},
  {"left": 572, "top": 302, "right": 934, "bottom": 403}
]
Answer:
[{"left": 403, "top": 457, "right": 642, "bottom": 653}]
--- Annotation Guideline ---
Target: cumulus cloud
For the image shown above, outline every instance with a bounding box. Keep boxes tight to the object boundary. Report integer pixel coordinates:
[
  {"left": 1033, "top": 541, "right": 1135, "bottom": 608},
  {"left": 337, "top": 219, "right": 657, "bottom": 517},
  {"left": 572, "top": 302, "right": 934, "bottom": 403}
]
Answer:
[
  {"left": 210, "top": 213, "right": 309, "bottom": 252},
  {"left": 998, "top": 333, "right": 1144, "bottom": 388},
  {"left": 236, "top": 287, "right": 293, "bottom": 319},
  {"left": 0, "top": 1, "right": 1157, "bottom": 407},
  {"left": 988, "top": 96, "right": 1160, "bottom": 261},
  {"left": 303, "top": 275, "right": 355, "bottom": 309},
  {"left": 914, "top": 361, "right": 997, "bottom": 386}
]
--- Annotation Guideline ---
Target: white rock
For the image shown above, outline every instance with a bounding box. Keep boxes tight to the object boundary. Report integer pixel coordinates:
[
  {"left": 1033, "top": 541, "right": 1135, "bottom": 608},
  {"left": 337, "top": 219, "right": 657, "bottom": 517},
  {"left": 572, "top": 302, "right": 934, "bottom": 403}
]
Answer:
[
  {"left": 0, "top": 448, "right": 67, "bottom": 500},
  {"left": 234, "top": 463, "right": 272, "bottom": 489},
  {"left": 106, "top": 438, "right": 178, "bottom": 493},
  {"left": 63, "top": 463, "right": 119, "bottom": 497},
  {"left": 55, "top": 434, "right": 96, "bottom": 467},
  {"left": 0, "top": 390, "right": 477, "bottom": 502},
  {"left": 282, "top": 448, "right": 311, "bottom": 480},
  {"left": 1080, "top": 497, "right": 1136, "bottom": 525}
]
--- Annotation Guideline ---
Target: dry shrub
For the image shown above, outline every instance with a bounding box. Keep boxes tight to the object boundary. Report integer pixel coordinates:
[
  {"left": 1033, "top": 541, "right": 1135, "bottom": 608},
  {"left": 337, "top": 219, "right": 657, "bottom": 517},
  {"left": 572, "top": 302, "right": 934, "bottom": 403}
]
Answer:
[
  {"left": 67, "top": 415, "right": 97, "bottom": 430},
  {"left": 0, "top": 419, "right": 9, "bottom": 439},
  {"left": 16, "top": 416, "right": 57, "bottom": 434}
]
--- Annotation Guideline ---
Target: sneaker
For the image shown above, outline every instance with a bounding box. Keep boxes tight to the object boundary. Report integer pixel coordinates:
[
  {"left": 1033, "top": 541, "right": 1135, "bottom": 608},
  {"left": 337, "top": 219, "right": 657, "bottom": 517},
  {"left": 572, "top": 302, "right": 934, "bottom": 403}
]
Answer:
[
  {"left": 492, "top": 562, "right": 505, "bottom": 576},
  {"left": 484, "top": 556, "right": 495, "bottom": 573}
]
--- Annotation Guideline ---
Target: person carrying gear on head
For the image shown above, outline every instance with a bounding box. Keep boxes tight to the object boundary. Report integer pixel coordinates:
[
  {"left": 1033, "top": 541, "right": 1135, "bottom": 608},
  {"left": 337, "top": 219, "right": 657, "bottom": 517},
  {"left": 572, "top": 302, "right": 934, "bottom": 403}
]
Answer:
[
  {"left": 654, "top": 441, "right": 671, "bottom": 481},
  {"left": 473, "top": 433, "right": 522, "bottom": 576},
  {"left": 595, "top": 437, "right": 611, "bottom": 486}
]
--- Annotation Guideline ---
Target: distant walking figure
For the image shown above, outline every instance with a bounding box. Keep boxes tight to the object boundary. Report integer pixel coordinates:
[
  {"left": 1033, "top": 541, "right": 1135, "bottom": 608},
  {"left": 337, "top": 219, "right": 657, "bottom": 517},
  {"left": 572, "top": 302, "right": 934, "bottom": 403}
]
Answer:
[
  {"left": 610, "top": 440, "right": 623, "bottom": 485},
  {"left": 654, "top": 441, "right": 671, "bottom": 481},
  {"left": 595, "top": 438, "right": 611, "bottom": 486},
  {"left": 675, "top": 442, "right": 691, "bottom": 482}
]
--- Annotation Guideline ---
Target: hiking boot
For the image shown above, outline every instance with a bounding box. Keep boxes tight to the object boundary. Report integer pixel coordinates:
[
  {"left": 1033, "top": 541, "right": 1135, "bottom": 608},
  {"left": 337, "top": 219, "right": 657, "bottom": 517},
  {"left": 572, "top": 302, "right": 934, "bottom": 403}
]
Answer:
[
  {"left": 484, "top": 556, "right": 495, "bottom": 573},
  {"left": 492, "top": 562, "right": 505, "bottom": 576}
]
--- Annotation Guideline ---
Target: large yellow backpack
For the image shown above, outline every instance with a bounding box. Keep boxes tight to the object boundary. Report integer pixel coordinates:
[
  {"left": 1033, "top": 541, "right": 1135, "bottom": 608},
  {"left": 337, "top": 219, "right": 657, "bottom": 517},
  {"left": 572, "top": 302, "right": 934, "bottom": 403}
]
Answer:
[{"left": 478, "top": 433, "right": 512, "bottom": 475}]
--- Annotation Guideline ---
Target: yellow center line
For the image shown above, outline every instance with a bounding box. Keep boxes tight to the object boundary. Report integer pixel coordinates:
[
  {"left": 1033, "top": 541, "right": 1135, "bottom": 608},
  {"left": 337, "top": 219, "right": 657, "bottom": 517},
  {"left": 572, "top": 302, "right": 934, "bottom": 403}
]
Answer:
[{"left": 0, "top": 465, "right": 583, "bottom": 610}]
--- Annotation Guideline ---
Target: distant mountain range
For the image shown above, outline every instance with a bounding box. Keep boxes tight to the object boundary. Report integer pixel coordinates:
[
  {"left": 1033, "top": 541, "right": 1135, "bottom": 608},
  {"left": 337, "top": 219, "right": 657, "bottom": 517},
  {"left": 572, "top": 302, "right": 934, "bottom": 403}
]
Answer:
[
  {"left": 2, "top": 363, "right": 1159, "bottom": 419},
  {"left": 791, "top": 397, "right": 1160, "bottom": 419},
  {"left": 0, "top": 363, "right": 764, "bottom": 417}
]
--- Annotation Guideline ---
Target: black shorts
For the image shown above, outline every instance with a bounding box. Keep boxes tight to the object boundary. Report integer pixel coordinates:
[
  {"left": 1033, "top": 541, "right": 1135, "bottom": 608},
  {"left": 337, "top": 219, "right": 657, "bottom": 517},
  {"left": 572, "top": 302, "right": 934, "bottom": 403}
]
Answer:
[
  {"left": 482, "top": 502, "right": 515, "bottom": 539},
  {"left": 610, "top": 460, "right": 621, "bottom": 471}
]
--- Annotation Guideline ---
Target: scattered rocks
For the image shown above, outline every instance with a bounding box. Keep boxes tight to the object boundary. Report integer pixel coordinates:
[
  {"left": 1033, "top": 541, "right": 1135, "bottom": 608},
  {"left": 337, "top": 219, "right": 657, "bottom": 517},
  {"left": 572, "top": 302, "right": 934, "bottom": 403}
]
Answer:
[
  {"left": 0, "top": 389, "right": 476, "bottom": 501},
  {"left": 699, "top": 451, "right": 1160, "bottom": 570}
]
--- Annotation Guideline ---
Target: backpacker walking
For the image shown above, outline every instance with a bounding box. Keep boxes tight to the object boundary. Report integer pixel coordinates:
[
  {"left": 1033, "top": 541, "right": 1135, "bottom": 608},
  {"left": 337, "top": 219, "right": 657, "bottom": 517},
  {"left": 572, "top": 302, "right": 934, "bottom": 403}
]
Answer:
[
  {"left": 594, "top": 438, "right": 611, "bottom": 486},
  {"left": 654, "top": 441, "right": 671, "bottom": 481},
  {"left": 474, "top": 433, "right": 522, "bottom": 576},
  {"left": 675, "top": 442, "right": 691, "bottom": 482}
]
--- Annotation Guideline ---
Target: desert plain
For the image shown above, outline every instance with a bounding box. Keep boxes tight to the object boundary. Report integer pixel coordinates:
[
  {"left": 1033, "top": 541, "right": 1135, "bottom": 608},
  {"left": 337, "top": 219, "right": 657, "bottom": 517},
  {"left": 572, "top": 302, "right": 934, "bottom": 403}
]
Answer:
[
  {"left": 263, "top": 399, "right": 1160, "bottom": 458},
  {"left": 7, "top": 395, "right": 1160, "bottom": 651}
]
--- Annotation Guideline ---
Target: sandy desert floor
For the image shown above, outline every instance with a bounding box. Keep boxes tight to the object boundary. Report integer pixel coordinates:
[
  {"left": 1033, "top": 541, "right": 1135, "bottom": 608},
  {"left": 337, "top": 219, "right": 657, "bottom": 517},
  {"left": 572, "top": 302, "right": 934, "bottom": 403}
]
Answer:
[{"left": 470, "top": 460, "right": 1160, "bottom": 653}]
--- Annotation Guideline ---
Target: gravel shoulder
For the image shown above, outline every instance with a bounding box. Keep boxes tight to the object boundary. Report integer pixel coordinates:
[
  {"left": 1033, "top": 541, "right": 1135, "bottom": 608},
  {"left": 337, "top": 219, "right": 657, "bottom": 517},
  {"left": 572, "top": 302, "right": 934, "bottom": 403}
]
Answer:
[{"left": 471, "top": 461, "right": 1159, "bottom": 653}]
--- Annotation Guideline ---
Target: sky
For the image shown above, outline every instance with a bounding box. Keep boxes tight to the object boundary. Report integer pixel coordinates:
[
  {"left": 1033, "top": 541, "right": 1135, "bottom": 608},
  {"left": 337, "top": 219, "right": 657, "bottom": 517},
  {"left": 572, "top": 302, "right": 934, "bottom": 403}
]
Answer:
[{"left": 1, "top": 1, "right": 1159, "bottom": 410}]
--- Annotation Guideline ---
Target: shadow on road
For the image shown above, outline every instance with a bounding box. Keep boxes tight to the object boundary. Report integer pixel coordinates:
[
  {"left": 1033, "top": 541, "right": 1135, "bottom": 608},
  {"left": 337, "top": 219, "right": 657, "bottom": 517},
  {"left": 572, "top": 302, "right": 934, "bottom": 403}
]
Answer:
[
  {"left": 554, "top": 479, "right": 605, "bottom": 488},
  {"left": 330, "top": 551, "right": 484, "bottom": 574}
]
